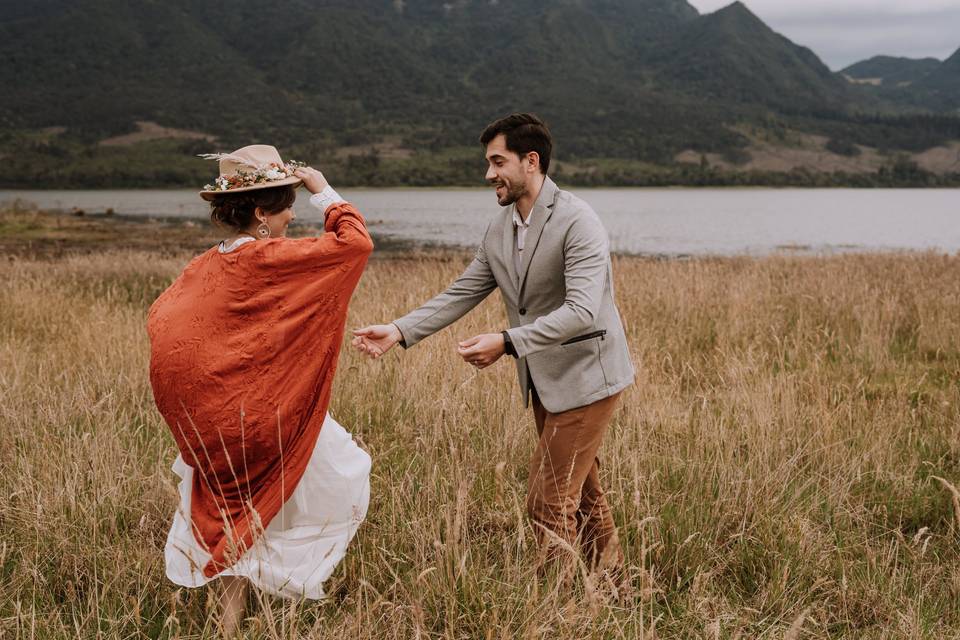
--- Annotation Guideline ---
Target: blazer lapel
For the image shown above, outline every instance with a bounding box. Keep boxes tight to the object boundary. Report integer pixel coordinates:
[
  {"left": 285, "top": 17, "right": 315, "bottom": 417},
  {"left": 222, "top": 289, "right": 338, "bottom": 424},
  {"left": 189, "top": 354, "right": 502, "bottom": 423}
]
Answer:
[
  {"left": 517, "top": 177, "right": 559, "bottom": 294},
  {"left": 501, "top": 206, "right": 519, "bottom": 290}
]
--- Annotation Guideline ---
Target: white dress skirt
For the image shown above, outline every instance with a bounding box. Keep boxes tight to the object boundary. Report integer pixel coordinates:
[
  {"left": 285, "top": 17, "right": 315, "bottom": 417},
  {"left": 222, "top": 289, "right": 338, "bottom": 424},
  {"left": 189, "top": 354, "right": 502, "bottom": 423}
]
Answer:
[{"left": 164, "top": 413, "right": 371, "bottom": 599}]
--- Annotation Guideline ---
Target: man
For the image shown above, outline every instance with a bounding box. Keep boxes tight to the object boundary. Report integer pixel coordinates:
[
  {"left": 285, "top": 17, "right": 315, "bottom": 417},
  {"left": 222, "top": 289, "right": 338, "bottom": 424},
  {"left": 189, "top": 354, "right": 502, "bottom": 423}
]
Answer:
[{"left": 352, "top": 113, "right": 635, "bottom": 573}]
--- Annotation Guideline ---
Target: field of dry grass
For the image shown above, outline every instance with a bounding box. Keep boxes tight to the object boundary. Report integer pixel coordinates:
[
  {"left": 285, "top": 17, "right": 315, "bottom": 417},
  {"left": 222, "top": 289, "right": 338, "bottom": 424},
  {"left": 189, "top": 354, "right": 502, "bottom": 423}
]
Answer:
[{"left": 2, "top": 212, "right": 960, "bottom": 638}]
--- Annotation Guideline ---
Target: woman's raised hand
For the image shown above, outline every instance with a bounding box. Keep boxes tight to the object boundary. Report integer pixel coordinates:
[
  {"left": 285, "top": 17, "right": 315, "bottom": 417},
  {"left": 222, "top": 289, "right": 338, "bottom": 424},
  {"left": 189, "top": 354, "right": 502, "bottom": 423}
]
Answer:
[{"left": 293, "top": 166, "right": 329, "bottom": 194}]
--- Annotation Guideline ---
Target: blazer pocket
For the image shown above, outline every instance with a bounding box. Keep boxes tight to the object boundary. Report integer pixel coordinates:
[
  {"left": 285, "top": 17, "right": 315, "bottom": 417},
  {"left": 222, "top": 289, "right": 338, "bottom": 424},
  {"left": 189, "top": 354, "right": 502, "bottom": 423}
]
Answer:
[
  {"left": 552, "top": 331, "right": 607, "bottom": 396},
  {"left": 561, "top": 330, "right": 606, "bottom": 346}
]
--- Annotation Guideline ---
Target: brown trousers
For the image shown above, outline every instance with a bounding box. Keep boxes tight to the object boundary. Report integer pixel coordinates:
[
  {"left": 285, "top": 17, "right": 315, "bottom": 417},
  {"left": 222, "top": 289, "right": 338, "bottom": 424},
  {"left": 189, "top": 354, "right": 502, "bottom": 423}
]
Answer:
[{"left": 528, "top": 388, "right": 623, "bottom": 571}]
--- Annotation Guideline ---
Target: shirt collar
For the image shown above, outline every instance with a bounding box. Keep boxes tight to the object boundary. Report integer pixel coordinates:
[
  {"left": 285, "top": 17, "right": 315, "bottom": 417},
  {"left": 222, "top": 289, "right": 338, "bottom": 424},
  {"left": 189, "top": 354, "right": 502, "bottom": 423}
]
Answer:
[
  {"left": 219, "top": 235, "right": 257, "bottom": 253},
  {"left": 512, "top": 204, "right": 534, "bottom": 228}
]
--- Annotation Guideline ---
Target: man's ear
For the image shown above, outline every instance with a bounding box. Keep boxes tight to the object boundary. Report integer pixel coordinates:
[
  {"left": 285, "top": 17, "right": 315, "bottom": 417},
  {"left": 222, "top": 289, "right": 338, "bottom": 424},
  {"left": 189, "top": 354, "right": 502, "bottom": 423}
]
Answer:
[{"left": 527, "top": 151, "right": 540, "bottom": 173}]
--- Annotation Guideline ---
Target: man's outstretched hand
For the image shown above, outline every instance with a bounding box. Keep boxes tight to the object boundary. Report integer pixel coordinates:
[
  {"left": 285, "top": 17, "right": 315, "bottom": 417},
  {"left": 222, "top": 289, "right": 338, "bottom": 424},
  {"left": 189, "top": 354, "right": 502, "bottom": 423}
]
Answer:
[
  {"left": 352, "top": 324, "right": 403, "bottom": 358},
  {"left": 353, "top": 325, "right": 506, "bottom": 369},
  {"left": 457, "top": 333, "right": 505, "bottom": 369}
]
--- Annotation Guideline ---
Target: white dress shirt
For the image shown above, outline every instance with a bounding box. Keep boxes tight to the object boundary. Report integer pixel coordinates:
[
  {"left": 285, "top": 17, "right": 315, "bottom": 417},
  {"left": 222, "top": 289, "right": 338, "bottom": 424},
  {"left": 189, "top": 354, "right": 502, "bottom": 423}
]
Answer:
[{"left": 512, "top": 204, "right": 535, "bottom": 277}]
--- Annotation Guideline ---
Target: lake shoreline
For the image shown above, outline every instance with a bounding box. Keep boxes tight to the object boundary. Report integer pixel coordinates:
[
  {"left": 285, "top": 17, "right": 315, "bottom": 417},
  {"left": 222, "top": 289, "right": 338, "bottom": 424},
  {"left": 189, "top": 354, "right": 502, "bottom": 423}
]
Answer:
[
  {"left": 3, "top": 205, "right": 956, "bottom": 262},
  {"left": 0, "top": 206, "right": 436, "bottom": 258},
  {"left": 4, "top": 187, "right": 959, "bottom": 256}
]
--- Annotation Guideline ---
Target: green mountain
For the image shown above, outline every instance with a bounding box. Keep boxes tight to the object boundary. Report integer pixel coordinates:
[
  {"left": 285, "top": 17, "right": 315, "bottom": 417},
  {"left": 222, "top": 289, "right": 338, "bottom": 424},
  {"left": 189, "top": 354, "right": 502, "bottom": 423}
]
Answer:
[
  {"left": 842, "top": 50, "right": 960, "bottom": 115},
  {"left": 842, "top": 56, "right": 942, "bottom": 87},
  {"left": 913, "top": 48, "right": 960, "bottom": 112},
  {"left": 0, "top": 0, "right": 311, "bottom": 136},
  {"left": 650, "top": 2, "right": 853, "bottom": 110},
  {"left": 1, "top": 0, "right": 959, "bottom": 188}
]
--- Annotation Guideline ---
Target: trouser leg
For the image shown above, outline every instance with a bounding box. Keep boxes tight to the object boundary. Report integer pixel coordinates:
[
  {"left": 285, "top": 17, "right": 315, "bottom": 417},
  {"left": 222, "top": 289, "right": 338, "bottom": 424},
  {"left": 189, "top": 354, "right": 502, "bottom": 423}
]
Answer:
[
  {"left": 576, "top": 455, "right": 623, "bottom": 571},
  {"left": 527, "top": 388, "right": 622, "bottom": 568}
]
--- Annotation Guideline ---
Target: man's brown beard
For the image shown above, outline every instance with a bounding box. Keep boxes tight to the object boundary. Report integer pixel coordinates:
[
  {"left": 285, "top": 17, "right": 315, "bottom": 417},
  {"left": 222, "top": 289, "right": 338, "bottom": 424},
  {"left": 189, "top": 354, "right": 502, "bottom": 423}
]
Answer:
[{"left": 495, "top": 180, "right": 526, "bottom": 205}]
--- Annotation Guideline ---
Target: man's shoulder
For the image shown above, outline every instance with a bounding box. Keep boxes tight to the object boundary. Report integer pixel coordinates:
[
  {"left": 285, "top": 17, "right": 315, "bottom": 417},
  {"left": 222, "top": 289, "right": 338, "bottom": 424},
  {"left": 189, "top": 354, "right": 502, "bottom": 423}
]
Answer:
[{"left": 552, "top": 185, "right": 601, "bottom": 224}]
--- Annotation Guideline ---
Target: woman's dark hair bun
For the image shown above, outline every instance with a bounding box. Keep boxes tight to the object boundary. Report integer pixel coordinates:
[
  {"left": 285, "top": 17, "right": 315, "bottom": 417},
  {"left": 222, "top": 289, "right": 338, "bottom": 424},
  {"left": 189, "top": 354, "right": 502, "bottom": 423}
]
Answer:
[{"left": 209, "top": 185, "right": 297, "bottom": 232}]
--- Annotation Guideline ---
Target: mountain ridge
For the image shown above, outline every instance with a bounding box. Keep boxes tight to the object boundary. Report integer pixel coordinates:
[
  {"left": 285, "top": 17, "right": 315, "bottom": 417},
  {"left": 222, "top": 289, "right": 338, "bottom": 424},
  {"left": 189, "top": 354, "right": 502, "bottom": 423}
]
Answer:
[
  {"left": 1, "top": 0, "right": 958, "bottom": 187},
  {"left": 842, "top": 56, "right": 942, "bottom": 86},
  {"left": 842, "top": 48, "right": 960, "bottom": 114}
]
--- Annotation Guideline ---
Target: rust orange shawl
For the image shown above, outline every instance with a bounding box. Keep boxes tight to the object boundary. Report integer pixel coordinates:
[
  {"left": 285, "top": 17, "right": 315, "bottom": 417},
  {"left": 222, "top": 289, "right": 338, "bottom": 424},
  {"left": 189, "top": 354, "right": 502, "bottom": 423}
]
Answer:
[{"left": 147, "top": 203, "right": 372, "bottom": 577}]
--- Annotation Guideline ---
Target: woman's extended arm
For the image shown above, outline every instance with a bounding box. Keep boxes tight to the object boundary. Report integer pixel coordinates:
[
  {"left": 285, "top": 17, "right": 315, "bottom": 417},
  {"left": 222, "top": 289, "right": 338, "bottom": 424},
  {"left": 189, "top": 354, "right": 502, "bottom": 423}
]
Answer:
[{"left": 253, "top": 167, "right": 373, "bottom": 283}]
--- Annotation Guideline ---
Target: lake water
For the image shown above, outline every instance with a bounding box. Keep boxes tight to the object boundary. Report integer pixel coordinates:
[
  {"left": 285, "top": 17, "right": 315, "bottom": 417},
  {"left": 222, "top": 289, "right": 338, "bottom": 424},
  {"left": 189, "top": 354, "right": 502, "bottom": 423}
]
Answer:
[{"left": 2, "top": 188, "right": 957, "bottom": 256}]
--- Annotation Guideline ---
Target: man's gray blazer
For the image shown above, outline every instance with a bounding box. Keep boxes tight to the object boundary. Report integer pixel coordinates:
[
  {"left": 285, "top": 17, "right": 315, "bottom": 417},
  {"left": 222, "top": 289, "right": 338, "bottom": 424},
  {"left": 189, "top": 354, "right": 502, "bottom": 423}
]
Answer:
[{"left": 392, "top": 176, "right": 635, "bottom": 413}]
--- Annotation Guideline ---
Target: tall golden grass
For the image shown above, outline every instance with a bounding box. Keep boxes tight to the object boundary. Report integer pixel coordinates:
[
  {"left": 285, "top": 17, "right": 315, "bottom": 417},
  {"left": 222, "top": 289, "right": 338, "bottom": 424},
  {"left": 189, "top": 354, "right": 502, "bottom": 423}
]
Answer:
[{"left": 2, "top": 246, "right": 960, "bottom": 638}]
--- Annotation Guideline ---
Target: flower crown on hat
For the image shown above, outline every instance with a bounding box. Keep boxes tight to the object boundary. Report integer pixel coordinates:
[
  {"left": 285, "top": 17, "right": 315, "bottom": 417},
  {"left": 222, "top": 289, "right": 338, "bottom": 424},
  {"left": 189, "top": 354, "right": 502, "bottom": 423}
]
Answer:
[{"left": 199, "top": 152, "right": 306, "bottom": 193}]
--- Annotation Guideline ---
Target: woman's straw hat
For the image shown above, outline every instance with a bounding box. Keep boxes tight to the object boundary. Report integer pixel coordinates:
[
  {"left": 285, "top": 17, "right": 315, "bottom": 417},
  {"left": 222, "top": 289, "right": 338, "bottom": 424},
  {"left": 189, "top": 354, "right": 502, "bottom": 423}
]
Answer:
[{"left": 199, "top": 144, "right": 303, "bottom": 201}]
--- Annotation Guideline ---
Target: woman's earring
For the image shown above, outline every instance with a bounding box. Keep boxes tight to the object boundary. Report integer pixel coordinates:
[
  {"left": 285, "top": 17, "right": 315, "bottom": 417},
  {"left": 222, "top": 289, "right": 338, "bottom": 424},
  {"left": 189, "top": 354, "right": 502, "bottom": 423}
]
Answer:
[{"left": 257, "top": 221, "right": 270, "bottom": 238}]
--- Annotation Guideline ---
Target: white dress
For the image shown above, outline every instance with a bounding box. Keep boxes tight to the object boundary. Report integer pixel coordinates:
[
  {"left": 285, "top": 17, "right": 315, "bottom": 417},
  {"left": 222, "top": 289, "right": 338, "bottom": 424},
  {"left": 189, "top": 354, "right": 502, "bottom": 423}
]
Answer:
[{"left": 163, "top": 235, "right": 371, "bottom": 600}]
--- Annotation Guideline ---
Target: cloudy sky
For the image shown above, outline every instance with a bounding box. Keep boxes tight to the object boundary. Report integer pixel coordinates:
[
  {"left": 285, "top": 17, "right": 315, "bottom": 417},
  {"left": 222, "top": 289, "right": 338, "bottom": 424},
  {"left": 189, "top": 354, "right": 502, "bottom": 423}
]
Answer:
[{"left": 686, "top": 0, "right": 960, "bottom": 70}]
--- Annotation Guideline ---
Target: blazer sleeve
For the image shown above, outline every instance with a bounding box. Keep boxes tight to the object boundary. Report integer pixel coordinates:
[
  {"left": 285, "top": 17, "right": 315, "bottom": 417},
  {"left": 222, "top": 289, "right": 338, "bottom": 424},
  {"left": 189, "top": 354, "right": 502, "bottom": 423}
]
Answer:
[
  {"left": 392, "top": 237, "right": 497, "bottom": 348},
  {"left": 505, "top": 213, "right": 608, "bottom": 358}
]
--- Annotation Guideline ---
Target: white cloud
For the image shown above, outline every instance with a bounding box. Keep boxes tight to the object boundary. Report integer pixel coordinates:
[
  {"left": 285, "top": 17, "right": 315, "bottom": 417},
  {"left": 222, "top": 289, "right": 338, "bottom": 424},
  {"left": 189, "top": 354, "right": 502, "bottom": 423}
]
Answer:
[{"left": 686, "top": 0, "right": 960, "bottom": 68}]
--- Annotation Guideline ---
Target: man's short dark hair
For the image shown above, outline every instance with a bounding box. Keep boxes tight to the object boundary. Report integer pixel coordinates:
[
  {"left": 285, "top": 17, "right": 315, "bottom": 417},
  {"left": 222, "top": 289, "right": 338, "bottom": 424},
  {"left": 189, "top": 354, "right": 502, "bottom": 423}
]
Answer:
[{"left": 479, "top": 113, "right": 552, "bottom": 175}]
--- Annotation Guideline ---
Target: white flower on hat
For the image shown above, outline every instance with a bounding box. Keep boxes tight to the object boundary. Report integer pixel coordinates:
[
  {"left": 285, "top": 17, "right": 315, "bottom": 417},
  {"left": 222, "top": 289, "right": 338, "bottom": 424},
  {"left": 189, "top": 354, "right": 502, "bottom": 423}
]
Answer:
[{"left": 264, "top": 168, "right": 284, "bottom": 181}]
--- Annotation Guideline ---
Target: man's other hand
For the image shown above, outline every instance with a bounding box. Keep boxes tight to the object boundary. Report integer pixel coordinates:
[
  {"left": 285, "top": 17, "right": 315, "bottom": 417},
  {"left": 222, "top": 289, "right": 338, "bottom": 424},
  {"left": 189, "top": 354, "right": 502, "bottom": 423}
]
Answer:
[{"left": 457, "top": 333, "right": 505, "bottom": 369}]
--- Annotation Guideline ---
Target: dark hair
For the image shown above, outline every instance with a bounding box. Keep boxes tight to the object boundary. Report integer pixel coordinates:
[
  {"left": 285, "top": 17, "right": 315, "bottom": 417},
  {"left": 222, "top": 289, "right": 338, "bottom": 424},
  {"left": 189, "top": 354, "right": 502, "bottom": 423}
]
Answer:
[
  {"left": 479, "top": 112, "right": 553, "bottom": 174},
  {"left": 209, "top": 185, "right": 297, "bottom": 232}
]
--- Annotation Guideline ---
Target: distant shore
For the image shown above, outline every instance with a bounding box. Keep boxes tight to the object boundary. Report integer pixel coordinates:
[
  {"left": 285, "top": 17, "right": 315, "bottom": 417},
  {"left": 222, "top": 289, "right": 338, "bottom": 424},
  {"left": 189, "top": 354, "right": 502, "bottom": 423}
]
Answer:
[
  {"left": 4, "top": 166, "right": 958, "bottom": 190},
  {"left": 0, "top": 204, "right": 429, "bottom": 258},
  {"left": 5, "top": 189, "right": 960, "bottom": 259},
  {"left": 3, "top": 144, "right": 959, "bottom": 191}
]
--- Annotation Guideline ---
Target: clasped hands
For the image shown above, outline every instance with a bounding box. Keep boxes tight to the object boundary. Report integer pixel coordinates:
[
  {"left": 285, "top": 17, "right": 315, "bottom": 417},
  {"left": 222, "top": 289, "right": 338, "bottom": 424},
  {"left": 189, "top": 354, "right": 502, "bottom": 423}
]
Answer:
[{"left": 351, "top": 324, "right": 505, "bottom": 369}]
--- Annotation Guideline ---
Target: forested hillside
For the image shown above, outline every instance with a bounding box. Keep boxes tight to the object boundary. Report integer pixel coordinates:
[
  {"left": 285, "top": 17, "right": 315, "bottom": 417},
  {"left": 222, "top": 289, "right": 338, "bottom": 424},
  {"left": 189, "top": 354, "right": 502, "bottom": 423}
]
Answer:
[{"left": 1, "top": 0, "right": 958, "bottom": 187}]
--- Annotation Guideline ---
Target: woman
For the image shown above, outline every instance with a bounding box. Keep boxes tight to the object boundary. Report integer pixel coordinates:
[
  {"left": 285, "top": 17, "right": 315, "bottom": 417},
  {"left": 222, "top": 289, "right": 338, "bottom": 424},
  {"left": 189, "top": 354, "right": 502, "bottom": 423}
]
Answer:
[{"left": 147, "top": 145, "right": 373, "bottom": 634}]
